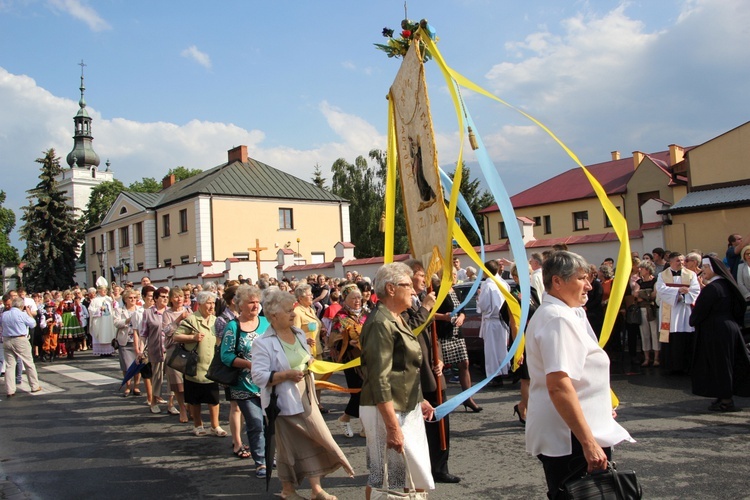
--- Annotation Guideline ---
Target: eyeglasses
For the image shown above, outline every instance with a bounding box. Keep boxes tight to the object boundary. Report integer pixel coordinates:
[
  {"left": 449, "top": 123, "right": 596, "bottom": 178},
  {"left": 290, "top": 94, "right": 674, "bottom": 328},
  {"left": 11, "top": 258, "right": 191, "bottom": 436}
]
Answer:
[{"left": 395, "top": 282, "right": 413, "bottom": 288}]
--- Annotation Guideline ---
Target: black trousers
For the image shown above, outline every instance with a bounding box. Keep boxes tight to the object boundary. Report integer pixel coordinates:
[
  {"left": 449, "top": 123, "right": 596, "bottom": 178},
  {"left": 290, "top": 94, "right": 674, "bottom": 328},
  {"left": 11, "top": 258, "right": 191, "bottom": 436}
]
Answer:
[
  {"left": 424, "top": 390, "right": 450, "bottom": 475},
  {"left": 537, "top": 433, "right": 612, "bottom": 499},
  {"left": 343, "top": 367, "right": 362, "bottom": 418}
]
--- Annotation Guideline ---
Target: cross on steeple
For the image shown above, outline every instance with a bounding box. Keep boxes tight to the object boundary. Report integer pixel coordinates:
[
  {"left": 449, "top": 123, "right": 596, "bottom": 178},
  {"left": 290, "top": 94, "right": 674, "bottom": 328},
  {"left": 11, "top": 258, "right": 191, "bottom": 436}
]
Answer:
[{"left": 79, "top": 59, "right": 87, "bottom": 77}]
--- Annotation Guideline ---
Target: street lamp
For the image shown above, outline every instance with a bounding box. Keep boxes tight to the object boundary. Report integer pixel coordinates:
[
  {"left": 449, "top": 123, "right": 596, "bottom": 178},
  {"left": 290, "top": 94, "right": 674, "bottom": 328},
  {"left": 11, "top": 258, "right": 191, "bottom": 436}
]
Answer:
[
  {"left": 296, "top": 237, "right": 301, "bottom": 258},
  {"left": 95, "top": 249, "right": 104, "bottom": 282}
]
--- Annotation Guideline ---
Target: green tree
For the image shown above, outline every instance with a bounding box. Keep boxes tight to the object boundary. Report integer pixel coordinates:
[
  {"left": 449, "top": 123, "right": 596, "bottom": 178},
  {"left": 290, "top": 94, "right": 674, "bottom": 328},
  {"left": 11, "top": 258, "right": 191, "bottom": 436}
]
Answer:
[
  {"left": 20, "top": 149, "right": 83, "bottom": 290},
  {"left": 168, "top": 166, "right": 203, "bottom": 181},
  {"left": 369, "top": 149, "right": 409, "bottom": 256},
  {"left": 81, "top": 179, "right": 127, "bottom": 230},
  {"left": 448, "top": 164, "right": 494, "bottom": 246},
  {"left": 128, "top": 177, "right": 161, "bottom": 193},
  {"left": 0, "top": 191, "right": 20, "bottom": 266},
  {"left": 311, "top": 164, "right": 327, "bottom": 190}
]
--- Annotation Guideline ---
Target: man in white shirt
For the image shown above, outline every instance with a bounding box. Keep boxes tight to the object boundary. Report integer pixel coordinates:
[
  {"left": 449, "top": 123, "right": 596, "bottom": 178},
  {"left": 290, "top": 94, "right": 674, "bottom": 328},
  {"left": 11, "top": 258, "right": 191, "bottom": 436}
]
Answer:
[
  {"left": 452, "top": 257, "right": 467, "bottom": 283},
  {"left": 477, "top": 260, "right": 510, "bottom": 385},
  {"left": 529, "top": 253, "right": 544, "bottom": 295},
  {"left": 655, "top": 252, "right": 700, "bottom": 373}
]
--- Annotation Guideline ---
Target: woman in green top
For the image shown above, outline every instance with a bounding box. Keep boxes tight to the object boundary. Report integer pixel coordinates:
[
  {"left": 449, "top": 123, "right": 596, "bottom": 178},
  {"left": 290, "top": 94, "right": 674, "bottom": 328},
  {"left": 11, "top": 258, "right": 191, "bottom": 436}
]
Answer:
[{"left": 220, "top": 285, "right": 269, "bottom": 477}]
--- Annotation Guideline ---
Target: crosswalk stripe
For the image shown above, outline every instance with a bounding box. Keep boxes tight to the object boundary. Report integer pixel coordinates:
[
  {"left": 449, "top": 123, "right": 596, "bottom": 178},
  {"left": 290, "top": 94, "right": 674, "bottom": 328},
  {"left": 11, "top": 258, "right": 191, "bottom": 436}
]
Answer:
[
  {"left": 42, "top": 363, "right": 120, "bottom": 386},
  {"left": 13, "top": 378, "right": 64, "bottom": 394}
]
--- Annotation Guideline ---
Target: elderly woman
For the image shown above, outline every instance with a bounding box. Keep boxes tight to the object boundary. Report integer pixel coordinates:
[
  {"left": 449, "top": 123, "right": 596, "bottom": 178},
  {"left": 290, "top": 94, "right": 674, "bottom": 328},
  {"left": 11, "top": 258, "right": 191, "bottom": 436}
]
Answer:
[
  {"left": 220, "top": 285, "right": 269, "bottom": 476},
  {"left": 252, "top": 288, "right": 353, "bottom": 500},
  {"left": 525, "top": 251, "right": 634, "bottom": 498},
  {"left": 634, "top": 260, "right": 659, "bottom": 367},
  {"left": 113, "top": 288, "right": 141, "bottom": 397},
  {"left": 136, "top": 286, "right": 171, "bottom": 414},
  {"left": 162, "top": 286, "right": 192, "bottom": 422},
  {"left": 172, "top": 291, "right": 225, "bottom": 437},
  {"left": 737, "top": 245, "right": 750, "bottom": 301},
  {"left": 360, "top": 262, "right": 435, "bottom": 498},
  {"left": 328, "top": 283, "right": 367, "bottom": 438},
  {"left": 690, "top": 256, "right": 750, "bottom": 412},
  {"left": 294, "top": 283, "right": 329, "bottom": 413}
]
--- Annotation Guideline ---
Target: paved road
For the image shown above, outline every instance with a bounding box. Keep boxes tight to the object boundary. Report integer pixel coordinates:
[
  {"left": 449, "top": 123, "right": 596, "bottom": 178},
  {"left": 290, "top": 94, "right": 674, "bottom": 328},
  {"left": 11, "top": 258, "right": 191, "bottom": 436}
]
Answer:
[{"left": 1, "top": 352, "right": 749, "bottom": 499}]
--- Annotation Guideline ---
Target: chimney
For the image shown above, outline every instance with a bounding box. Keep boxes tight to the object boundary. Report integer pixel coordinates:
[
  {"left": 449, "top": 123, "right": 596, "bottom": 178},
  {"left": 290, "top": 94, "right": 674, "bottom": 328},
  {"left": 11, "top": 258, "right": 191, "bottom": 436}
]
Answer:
[
  {"left": 162, "top": 174, "right": 176, "bottom": 190},
  {"left": 668, "top": 144, "right": 684, "bottom": 166},
  {"left": 228, "top": 145, "right": 248, "bottom": 163},
  {"left": 611, "top": 151, "right": 620, "bottom": 161},
  {"left": 632, "top": 151, "right": 644, "bottom": 169}
]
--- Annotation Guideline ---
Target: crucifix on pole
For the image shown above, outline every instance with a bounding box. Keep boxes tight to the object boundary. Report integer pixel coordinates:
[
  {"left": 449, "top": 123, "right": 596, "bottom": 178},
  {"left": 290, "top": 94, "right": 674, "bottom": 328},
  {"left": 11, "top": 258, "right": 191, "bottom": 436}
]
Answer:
[{"left": 247, "top": 239, "right": 268, "bottom": 279}]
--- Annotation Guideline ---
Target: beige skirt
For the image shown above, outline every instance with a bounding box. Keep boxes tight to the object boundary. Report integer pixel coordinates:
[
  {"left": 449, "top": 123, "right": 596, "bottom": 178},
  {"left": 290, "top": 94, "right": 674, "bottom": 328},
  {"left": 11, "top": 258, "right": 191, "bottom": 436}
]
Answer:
[{"left": 275, "top": 374, "right": 354, "bottom": 485}]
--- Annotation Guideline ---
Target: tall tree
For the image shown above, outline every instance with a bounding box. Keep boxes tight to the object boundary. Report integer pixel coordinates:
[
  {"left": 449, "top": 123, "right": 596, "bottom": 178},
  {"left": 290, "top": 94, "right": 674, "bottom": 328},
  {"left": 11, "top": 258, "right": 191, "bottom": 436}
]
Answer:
[
  {"left": 81, "top": 179, "right": 128, "bottom": 230},
  {"left": 448, "top": 164, "right": 494, "bottom": 246},
  {"left": 369, "top": 149, "right": 409, "bottom": 256},
  {"left": 311, "top": 164, "right": 327, "bottom": 190},
  {"left": 20, "top": 149, "right": 83, "bottom": 290},
  {"left": 168, "top": 166, "right": 202, "bottom": 181},
  {"left": 0, "top": 190, "right": 19, "bottom": 266},
  {"left": 128, "top": 177, "right": 161, "bottom": 193}
]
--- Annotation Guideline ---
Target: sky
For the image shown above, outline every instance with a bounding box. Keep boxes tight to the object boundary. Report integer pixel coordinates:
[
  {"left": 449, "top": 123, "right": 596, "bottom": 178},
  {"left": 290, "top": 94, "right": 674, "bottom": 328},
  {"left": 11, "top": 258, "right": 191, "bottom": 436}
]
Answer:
[{"left": 1, "top": 0, "right": 749, "bottom": 250}]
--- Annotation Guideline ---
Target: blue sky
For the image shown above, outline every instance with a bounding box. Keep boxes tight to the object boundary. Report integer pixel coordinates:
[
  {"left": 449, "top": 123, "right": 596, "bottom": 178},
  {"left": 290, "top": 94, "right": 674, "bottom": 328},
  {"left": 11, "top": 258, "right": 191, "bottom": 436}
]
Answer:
[{"left": 1, "top": 0, "right": 749, "bottom": 249}]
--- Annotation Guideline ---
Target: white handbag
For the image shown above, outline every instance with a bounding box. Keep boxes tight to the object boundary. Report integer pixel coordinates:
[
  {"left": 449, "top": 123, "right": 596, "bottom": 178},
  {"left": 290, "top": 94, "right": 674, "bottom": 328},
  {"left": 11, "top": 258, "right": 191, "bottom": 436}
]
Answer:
[{"left": 370, "top": 448, "right": 428, "bottom": 500}]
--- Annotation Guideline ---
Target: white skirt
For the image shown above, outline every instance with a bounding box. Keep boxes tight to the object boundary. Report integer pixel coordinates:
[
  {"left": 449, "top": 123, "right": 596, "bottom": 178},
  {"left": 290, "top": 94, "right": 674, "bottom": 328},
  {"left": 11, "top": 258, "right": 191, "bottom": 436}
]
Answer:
[{"left": 360, "top": 403, "right": 435, "bottom": 491}]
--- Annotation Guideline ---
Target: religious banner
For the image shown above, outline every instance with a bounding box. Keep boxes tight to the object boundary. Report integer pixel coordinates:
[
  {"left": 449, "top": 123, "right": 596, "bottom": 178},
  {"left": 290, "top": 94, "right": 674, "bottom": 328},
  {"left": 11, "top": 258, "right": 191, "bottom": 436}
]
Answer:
[{"left": 389, "top": 41, "right": 449, "bottom": 267}]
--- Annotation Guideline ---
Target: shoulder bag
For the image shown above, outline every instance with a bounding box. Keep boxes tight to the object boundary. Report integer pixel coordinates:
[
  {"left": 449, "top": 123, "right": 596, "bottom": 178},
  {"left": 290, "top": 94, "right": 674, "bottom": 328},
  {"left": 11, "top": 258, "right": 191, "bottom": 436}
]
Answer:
[
  {"left": 625, "top": 304, "right": 642, "bottom": 325},
  {"left": 167, "top": 342, "right": 199, "bottom": 377},
  {"left": 560, "top": 461, "right": 642, "bottom": 500},
  {"left": 206, "top": 320, "right": 243, "bottom": 385},
  {"left": 370, "top": 449, "right": 427, "bottom": 500}
]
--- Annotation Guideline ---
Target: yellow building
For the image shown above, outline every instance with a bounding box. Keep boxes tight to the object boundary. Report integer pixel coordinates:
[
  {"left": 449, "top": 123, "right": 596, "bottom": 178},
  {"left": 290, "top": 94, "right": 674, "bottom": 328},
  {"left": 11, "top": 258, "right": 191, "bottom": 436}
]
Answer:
[
  {"left": 479, "top": 147, "right": 688, "bottom": 254},
  {"left": 85, "top": 146, "right": 350, "bottom": 287},
  {"left": 661, "top": 121, "right": 750, "bottom": 255}
]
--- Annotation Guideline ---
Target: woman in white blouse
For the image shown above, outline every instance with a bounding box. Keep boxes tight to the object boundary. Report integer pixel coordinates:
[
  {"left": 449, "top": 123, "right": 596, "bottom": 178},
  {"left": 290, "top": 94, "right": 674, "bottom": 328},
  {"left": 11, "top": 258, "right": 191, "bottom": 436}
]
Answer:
[{"left": 525, "top": 251, "right": 634, "bottom": 498}]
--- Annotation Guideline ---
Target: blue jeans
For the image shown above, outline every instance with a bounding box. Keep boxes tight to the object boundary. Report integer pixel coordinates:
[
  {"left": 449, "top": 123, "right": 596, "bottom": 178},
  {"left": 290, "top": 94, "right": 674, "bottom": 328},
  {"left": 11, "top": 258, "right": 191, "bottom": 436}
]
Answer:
[{"left": 236, "top": 397, "right": 265, "bottom": 466}]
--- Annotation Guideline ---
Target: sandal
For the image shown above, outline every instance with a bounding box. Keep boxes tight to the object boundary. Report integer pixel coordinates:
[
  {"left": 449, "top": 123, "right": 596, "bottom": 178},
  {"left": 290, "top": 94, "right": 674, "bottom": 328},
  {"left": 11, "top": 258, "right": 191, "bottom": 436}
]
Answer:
[
  {"left": 338, "top": 416, "right": 354, "bottom": 438},
  {"left": 167, "top": 406, "right": 180, "bottom": 415},
  {"left": 255, "top": 465, "right": 267, "bottom": 478},
  {"left": 233, "top": 446, "right": 251, "bottom": 459},
  {"left": 123, "top": 390, "right": 131, "bottom": 397},
  {"left": 193, "top": 426, "right": 207, "bottom": 436},
  {"left": 132, "top": 389, "right": 141, "bottom": 396},
  {"left": 210, "top": 426, "right": 228, "bottom": 437}
]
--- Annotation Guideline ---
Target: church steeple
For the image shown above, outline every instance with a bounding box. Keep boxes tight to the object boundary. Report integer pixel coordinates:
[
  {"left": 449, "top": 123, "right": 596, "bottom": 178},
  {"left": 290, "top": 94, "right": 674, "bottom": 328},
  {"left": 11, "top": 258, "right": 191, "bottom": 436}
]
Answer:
[{"left": 66, "top": 60, "right": 101, "bottom": 169}]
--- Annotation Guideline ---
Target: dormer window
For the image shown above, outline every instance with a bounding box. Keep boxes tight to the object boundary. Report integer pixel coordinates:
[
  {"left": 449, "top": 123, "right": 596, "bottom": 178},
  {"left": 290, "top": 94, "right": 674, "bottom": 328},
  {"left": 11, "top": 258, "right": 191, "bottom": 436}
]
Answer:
[{"left": 119, "top": 207, "right": 127, "bottom": 215}]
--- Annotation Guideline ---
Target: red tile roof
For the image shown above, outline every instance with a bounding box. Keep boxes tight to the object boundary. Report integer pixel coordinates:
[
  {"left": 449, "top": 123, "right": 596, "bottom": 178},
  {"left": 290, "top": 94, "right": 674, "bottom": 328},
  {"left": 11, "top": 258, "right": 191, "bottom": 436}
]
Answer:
[{"left": 479, "top": 150, "right": 675, "bottom": 213}]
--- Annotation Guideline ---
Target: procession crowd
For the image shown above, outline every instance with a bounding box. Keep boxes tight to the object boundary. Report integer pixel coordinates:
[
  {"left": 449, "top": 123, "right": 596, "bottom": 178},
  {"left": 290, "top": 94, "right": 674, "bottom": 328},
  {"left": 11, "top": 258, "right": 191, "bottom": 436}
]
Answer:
[{"left": 2, "top": 232, "right": 749, "bottom": 499}]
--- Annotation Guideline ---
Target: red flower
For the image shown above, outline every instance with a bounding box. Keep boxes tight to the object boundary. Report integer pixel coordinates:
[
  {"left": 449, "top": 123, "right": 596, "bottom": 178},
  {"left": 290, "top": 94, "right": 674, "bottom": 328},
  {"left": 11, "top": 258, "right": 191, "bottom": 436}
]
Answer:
[{"left": 401, "top": 30, "right": 412, "bottom": 38}]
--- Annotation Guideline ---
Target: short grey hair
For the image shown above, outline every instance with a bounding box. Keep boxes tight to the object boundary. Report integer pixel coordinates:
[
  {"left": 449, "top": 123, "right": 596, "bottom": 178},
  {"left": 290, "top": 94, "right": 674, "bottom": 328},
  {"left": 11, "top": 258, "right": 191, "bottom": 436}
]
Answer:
[
  {"left": 294, "top": 284, "right": 312, "bottom": 301},
  {"left": 263, "top": 288, "right": 296, "bottom": 316},
  {"left": 374, "top": 262, "right": 413, "bottom": 296},
  {"left": 598, "top": 264, "right": 614, "bottom": 280},
  {"left": 638, "top": 260, "right": 655, "bottom": 275},
  {"left": 195, "top": 290, "right": 216, "bottom": 305},
  {"left": 542, "top": 251, "right": 590, "bottom": 292},
  {"left": 204, "top": 281, "right": 218, "bottom": 293},
  {"left": 685, "top": 252, "right": 702, "bottom": 264},
  {"left": 12, "top": 297, "right": 25, "bottom": 309},
  {"left": 234, "top": 285, "right": 262, "bottom": 310}
]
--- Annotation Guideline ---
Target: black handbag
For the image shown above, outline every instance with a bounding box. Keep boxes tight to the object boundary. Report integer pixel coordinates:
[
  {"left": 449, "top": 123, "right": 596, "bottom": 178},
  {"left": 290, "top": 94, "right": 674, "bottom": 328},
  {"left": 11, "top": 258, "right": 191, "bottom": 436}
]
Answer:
[
  {"left": 560, "top": 461, "right": 642, "bottom": 500},
  {"left": 206, "top": 324, "right": 243, "bottom": 385},
  {"left": 167, "top": 343, "right": 199, "bottom": 377},
  {"left": 625, "top": 304, "right": 642, "bottom": 325}
]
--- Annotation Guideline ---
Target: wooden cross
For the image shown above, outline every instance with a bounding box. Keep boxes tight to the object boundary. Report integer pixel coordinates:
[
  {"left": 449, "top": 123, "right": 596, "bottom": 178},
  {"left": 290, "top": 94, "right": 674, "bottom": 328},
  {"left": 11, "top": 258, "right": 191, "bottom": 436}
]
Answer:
[{"left": 248, "top": 239, "right": 268, "bottom": 279}]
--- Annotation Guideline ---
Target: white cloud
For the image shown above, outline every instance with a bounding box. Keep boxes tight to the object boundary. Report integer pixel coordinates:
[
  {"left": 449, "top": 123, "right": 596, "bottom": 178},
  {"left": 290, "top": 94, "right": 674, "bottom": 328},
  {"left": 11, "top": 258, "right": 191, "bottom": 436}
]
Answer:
[
  {"left": 180, "top": 45, "right": 212, "bottom": 69},
  {"left": 47, "top": 0, "right": 111, "bottom": 31}
]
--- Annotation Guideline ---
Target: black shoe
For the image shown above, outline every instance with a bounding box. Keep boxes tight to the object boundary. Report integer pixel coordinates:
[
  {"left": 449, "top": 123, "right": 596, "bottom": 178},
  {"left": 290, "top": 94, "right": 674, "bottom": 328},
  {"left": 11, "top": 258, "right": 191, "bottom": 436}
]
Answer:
[{"left": 433, "top": 472, "right": 461, "bottom": 484}]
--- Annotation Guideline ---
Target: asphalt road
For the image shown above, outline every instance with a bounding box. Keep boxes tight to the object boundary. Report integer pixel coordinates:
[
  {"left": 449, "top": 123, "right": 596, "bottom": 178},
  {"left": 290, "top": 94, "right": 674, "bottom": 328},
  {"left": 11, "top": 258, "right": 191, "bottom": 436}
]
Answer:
[{"left": 1, "top": 352, "right": 749, "bottom": 499}]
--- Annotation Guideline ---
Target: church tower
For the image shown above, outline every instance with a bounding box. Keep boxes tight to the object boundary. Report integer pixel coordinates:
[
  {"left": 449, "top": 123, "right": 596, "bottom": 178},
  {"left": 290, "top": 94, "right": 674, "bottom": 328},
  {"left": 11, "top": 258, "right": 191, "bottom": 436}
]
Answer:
[{"left": 56, "top": 61, "right": 113, "bottom": 216}]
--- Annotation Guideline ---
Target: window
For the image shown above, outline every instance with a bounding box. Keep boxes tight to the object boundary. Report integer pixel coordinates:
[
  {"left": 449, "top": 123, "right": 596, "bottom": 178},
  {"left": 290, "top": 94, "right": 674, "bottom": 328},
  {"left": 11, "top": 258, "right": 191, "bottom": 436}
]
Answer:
[
  {"left": 180, "top": 255, "right": 190, "bottom": 264},
  {"left": 100, "top": 234, "right": 105, "bottom": 250},
  {"left": 162, "top": 214, "right": 171, "bottom": 237},
  {"left": 543, "top": 215, "right": 552, "bottom": 234},
  {"left": 637, "top": 191, "right": 660, "bottom": 226},
  {"left": 119, "top": 227, "right": 129, "bottom": 247},
  {"left": 604, "top": 206, "right": 621, "bottom": 228},
  {"left": 91, "top": 271, "right": 97, "bottom": 284},
  {"left": 119, "top": 206, "right": 127, "bottom": 215},
  {"left": 90, "top": 237, "right": 96, "bottom": 254},
  {"left": 107, "top": 231, "right": 115, "bottom": 250},
  {"left": 499, "top": 221, "right": 508, "bottom": 239},
  {"left": 134, "top": 222, "right": 143, "bottom": 245},
  {"left": 179, "top": 209, "right": 188, "bottom": 233},
  {"left": 573, "top": 211, "right": 589, "bottom": 231},
  {"left": 163, "top": 258, "right": 172, "bottom": 267},
  {"left": 137, "top": 262, "right": 144, "bottom": 271},
  {"left": 311, "top": 252, "right": 325, "bottom": 264},
  {"left": 533, "top": 216, "right": 541, "bottom": 228},
  {"left": 279, "top": 208, "right": 293, "bottom": 230}
]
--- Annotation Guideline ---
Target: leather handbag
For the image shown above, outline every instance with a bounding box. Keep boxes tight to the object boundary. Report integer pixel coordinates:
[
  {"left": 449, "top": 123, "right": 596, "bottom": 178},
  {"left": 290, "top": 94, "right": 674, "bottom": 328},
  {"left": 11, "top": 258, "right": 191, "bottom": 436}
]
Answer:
[
  {"left": 371, "top": 449, "right": 427, "bottom": 500},
  {"left": 625, "top": 304, "right": 642, "bottom": 325},
  {"left": 560, "top": 461, "right": 642, "bottom": 500},
  {"left": 167, "top": 343, "right": 199, "bottom": 377},
  {"left": 206, "top": 327, "right": 242, "bottom": 385}
]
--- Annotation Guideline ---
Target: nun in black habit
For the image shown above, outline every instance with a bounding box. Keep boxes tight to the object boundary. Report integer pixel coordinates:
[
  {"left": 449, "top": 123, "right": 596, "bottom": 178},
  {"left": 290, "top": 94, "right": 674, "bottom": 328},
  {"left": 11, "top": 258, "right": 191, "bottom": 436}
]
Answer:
[{"left": 690, "top": 256, "right": 750, "bottom": 412}]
